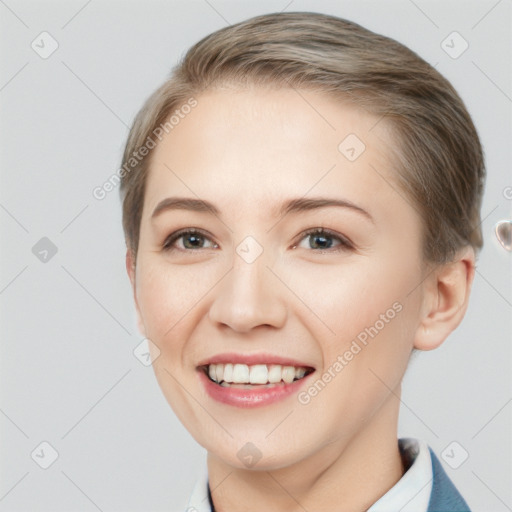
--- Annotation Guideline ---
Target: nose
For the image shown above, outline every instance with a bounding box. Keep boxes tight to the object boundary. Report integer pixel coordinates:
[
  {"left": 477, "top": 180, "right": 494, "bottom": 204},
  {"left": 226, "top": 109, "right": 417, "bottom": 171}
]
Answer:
[{"left": 208, "top": 250, "right": 288, "bottom": 333}]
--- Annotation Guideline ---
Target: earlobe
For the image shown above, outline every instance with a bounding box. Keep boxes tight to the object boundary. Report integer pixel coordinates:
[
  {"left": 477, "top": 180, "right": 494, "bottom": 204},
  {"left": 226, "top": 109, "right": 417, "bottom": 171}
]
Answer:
[
  {"left": 125, "top": 248, "right": 147, "bottom": 337},
  {"left": 413, "top": 246, "right": 475, "bottom": 351}
]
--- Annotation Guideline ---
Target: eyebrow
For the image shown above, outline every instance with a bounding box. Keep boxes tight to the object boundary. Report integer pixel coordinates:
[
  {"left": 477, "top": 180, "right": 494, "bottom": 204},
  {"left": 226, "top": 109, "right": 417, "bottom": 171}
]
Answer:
[
  {"left": 278, "top": 197, "right": 374, "bottom": 223},
  {"left": 151, "top": 197, "right": 220, "bottom": 218},
  {"left": 151, "top": 196, "right": 374, "bottom": 223}
]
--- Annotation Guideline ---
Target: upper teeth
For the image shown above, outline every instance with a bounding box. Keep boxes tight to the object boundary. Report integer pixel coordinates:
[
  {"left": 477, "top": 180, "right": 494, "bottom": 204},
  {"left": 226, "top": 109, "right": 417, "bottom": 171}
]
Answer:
[{"left": 207, "top": 363, "right": 308, "bottom": 385}]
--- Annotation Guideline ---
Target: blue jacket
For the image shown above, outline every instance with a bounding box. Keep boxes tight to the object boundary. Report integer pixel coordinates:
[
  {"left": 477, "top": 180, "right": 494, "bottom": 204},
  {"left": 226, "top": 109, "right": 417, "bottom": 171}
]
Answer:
[{"left": 427, "top": 448, "right": 471, "bottom": 511}]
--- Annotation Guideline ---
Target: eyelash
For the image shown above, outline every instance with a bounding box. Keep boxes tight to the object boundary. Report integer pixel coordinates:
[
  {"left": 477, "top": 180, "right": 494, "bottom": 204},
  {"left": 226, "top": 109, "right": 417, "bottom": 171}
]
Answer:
[
  {"left": 294, "top": 227, "right": 354, "bottom": 252},
  {"left": 162, "top": 227, "right": 354, "bottom": 253},
  {"left": 162, "top": 228, "right": 217, "bottom": 252}
]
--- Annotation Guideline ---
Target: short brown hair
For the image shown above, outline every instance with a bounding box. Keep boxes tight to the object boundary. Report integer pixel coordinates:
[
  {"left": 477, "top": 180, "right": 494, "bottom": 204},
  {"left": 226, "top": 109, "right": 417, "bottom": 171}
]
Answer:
[{"left": 120, "top": 11, "right": 485, "bottom": 264}]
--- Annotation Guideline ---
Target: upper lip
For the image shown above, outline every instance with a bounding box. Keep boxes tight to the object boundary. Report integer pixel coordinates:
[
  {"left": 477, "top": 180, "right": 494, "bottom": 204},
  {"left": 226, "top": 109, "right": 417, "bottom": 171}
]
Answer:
[{"left": 197, "top": 352, "right": 315, "bottom": 369}]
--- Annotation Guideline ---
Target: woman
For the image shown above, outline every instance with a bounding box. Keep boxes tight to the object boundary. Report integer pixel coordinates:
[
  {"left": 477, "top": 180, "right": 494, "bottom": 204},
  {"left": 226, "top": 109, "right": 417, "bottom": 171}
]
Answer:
[{"left": 120, "top": 12, "right": 484, "bottom": 511}]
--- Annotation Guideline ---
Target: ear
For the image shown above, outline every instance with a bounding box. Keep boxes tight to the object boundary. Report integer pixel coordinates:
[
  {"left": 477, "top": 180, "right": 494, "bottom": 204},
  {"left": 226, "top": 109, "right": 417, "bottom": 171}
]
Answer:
[
  {"left": 126, "top": 248, "right": 146, "bottom": 337},
  {"left": 414, "top": 246, "right": 476, "bottom": 351}
]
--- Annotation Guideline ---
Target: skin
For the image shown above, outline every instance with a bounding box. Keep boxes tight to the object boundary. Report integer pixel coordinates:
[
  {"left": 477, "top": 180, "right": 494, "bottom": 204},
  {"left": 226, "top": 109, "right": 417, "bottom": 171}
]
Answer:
[{"left": 127, "top": 88, "right": 475, "bottom": 511}]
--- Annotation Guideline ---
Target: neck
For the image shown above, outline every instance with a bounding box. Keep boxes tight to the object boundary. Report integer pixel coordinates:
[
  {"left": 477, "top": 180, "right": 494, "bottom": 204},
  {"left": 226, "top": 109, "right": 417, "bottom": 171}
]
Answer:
[{"left": 207, "top": 392, "right": 405, "bottom": 512}]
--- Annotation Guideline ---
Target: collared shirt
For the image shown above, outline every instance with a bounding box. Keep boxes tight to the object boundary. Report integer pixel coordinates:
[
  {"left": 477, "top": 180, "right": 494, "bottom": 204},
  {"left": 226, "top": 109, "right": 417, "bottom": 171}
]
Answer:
[{"left": 186, "top": 438, "right": 433, "bottom": 511}]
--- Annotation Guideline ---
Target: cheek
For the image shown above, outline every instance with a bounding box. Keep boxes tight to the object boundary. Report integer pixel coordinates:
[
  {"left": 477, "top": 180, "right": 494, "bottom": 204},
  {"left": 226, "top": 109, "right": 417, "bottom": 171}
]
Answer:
[
  {"left": 134, "top": 258, "right": 215, "bottom": 429},
  {"left": 291, "top": 273, "right": 417, "bottom": 446},
  {"left": 281, "top": 255, "right": 418, "bottom": 347},
  {"left": 285, "top": 256, "right": 420, "bottom": 404},
  {"left": 135, "top": 257, "right": 219, "bottom": 353}
]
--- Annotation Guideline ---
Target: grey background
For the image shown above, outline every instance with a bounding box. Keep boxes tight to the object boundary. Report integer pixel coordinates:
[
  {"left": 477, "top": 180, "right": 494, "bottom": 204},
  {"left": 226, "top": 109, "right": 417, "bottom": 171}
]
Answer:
[{"left": 0, "top": 0, "right": 510, "bottom": 510}]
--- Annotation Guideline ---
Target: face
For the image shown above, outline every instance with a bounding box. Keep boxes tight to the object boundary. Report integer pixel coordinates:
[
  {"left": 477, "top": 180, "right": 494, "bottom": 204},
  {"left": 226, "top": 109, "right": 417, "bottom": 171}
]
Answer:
[{"left": 130, "top": 88, "right": 429, "bottom": 471}]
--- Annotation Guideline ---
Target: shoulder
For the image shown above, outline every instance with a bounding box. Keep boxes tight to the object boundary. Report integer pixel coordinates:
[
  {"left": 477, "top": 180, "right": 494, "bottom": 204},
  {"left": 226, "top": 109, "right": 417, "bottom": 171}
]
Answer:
[{"left": 427, "top": 447, "right": 471, "bottom": 512}]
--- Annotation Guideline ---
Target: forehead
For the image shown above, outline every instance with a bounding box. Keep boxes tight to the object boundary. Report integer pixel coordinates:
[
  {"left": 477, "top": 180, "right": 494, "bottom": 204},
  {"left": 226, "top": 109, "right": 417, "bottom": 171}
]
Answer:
[{"left": 143, "top": 88, "right": 400, "bottom": 219}]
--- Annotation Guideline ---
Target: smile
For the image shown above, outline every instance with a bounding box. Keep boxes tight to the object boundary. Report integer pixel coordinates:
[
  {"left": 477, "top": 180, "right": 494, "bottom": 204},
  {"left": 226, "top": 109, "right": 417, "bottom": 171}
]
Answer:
[
  {"left": 197, "top": 357, "right": 315, "bottom": 407},
  {"left": 203, "top": 363, "right": 312, "bottom": 387}
]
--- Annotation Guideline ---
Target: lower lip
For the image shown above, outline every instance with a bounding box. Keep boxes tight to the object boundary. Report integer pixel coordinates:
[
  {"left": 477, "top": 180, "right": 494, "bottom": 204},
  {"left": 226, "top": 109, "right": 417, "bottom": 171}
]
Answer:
[{"left": 198, "top": 370, "right": 314, "bottom": 408}]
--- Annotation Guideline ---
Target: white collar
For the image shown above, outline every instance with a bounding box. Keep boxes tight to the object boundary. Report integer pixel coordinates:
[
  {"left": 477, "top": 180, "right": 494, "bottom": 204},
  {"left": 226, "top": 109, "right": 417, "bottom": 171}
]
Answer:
[
  {"left": 187, "top": 465, "right": 211, "bottom": 512},
  {"left": 186, "top": 438, "right": 433, "bottom": 512},
  {"left": 368, "top": 438, "right": 433, "bottom": 512}
]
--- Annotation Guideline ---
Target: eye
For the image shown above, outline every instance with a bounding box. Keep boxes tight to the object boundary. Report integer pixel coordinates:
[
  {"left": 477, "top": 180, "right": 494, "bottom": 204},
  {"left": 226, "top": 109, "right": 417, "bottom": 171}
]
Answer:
[
  {"left": 293, "top": 228, "right": 353, "bottom": 252},
  {"left": 162, "top": 229, "right": 218, "bottom": 251}
]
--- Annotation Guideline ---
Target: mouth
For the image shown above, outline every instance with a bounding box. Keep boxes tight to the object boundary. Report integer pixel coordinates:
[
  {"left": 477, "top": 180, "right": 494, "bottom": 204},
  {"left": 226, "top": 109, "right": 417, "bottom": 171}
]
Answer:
[
  {"left": 197, "top": 357, "right": 315, "bottom": 408},
  {"left": 200, "top": 363, "right": 315, "bottom": 388}
]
